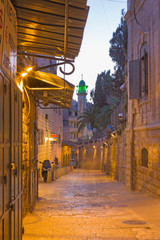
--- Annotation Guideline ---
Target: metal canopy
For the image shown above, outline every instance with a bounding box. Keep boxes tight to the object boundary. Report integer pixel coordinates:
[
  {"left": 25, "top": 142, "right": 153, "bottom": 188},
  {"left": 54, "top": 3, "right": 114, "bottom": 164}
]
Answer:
[
  {"left": 24, "top": 71, "right": 75, "bottom": 109},
  {"left": 63, "top": 140, "right": 76, "bottom": 147},
  {"left": 11, "top": 0, "right": 89, "bottom": 60}
]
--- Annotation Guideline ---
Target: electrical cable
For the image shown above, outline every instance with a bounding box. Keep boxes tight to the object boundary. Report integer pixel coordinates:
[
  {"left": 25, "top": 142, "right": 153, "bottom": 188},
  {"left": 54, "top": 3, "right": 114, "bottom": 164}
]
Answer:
[
  {"left": 24, "top": 86, "right": 31, "bottom": 120},
  {"left": 133, "top": 0, "right": 143, "bottom": 27},
  {"left": 104, "top": 0, "right": 126, "bottom": 3},
  {"left": 100, "top": 0, "right": 111, "bottom": 32}
]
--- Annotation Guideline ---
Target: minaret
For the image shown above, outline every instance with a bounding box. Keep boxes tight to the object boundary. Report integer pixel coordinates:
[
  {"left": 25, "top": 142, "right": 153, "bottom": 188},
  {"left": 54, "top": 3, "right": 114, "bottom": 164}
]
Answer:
[{"left": 76, "top": 75, "right": 88, "bottom": 115}]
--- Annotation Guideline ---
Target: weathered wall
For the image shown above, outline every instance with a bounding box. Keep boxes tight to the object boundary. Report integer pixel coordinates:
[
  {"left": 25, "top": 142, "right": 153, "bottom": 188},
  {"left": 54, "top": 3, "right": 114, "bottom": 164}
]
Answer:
[
  {"left": 115, "top": 132, "right": 126, "bottom": 184},
  {"left": 22, "top": 90, "right": 37, "bottom": 215},
  {"left": 133, "top": 128, "right": 160, "bottom": 197},
  {"left": 125, "top": 0, "right": 160, "bottom": 197}
]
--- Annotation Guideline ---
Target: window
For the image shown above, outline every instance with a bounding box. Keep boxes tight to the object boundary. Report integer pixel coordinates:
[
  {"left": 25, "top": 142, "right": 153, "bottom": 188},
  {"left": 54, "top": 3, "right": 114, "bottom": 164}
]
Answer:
[
  {"left": 75, "top": 111, "right": 77, "bottom": 116},
  {"left": 63, "top": 120, "right": 68, "bottom": 126},
  {"left": 129, "top": 43, "right": 149, "bottom": 100},
  {"left": 140, "top": 43, "right": 148, "bottom": 98},
  {"left": 141, "top": 148, "right": 148, "bottom": 168}
]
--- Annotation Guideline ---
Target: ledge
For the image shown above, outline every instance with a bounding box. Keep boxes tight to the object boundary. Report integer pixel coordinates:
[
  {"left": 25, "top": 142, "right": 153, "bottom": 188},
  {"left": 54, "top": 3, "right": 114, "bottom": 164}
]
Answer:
[{"left": 125, "top": 123, "right": 160, "bottom": 132}]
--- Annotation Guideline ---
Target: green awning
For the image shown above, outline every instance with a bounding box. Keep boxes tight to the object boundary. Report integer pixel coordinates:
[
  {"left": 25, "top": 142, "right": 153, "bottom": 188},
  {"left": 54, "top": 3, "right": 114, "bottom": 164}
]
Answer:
[{"left": 24, "top": 71, "right": 75, "bottom": 109}]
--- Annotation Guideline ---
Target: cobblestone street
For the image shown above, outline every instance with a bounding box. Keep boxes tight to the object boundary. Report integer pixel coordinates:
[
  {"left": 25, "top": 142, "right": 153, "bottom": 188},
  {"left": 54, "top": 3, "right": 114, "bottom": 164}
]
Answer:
[{"left": 23, "top": 170, "right": 160, "bottom": 240}]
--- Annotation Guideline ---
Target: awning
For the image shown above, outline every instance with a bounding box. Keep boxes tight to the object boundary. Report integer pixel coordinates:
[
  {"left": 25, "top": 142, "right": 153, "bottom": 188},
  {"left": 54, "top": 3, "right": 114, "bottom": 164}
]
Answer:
[
  {"left": 63, "top": 140, "right": 77, "bottom": 147},
  {"left": 11, "top": 0, "right": 89, "bottom": 60},
  {"left": 23, "top": 71, "right": 75, "bottom": 109}
]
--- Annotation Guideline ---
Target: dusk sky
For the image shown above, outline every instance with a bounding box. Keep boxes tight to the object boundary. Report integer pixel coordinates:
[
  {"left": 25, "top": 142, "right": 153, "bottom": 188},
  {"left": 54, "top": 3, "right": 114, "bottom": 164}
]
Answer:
[{"left": 59, "top": 0, "right": 127, "bottom": 101}]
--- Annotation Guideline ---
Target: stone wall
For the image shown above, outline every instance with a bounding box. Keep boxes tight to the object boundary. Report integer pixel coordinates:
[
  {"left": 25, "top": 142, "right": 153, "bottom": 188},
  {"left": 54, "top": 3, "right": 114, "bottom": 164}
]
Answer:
[
  {"left": 115, "top": 132, "right": 126, "bottom": 184},
  {"left": 37, "top": 106, "right": 63, "bottom": 179},
  {"left": 125, "top": 0, "right": 160, "bottom": 198},
  {"left": 22, "top": 91, "right": 37, "bottom": 216},
  {"left": 78, "top": 123, "right": 160, "bottom": 198},
  {"left": 132, "top": 128, "right": 160, "bottom": 197}
]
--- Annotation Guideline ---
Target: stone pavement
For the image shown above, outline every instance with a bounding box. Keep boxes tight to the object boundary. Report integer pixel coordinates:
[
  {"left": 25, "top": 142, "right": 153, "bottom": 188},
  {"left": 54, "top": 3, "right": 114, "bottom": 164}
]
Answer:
[{"left": 23, "top": 169, "right": 160, "bottom": 240}]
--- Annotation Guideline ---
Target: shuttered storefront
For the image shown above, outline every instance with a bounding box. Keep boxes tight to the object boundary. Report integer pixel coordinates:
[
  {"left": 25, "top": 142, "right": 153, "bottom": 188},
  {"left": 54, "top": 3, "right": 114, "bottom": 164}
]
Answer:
[{"left": 0, "top": 71, "right": 22, "bottom": 240}]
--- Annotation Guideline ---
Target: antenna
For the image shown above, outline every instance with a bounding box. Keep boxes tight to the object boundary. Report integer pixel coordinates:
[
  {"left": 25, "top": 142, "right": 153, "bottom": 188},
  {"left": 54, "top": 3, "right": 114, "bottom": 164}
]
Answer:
[{"left": 81, "top": 74, "right": 83, "bottom": 80}]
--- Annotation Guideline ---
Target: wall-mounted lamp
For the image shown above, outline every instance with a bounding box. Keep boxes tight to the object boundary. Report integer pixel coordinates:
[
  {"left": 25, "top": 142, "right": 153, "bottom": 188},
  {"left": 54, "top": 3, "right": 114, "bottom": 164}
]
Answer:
[
  {"left": 118, "top": 113, "right": 127, "bottom": 123},
  {"left": 111, "top": 131, "right": 117, "bottom": 138},
  {"left": 21, "top": 72, "right": 27, "bottom": 77},
  {"left": 45, "top": 137, "right": 56, "bottom": 142},
  {"left": 119, "top": 82, "right": 126, "bottom": 91},
  {"left": 17, "top": 66, "right": 33, "bottom": 92},
  {"left": 118, "top": 113, "right": 123, "bottom": 121},
  {"left": 21, "top": 66, "right": 33, "bottom": 78},
  {"left": 103, "top": 142, "right": 108, "bottom": 147}
]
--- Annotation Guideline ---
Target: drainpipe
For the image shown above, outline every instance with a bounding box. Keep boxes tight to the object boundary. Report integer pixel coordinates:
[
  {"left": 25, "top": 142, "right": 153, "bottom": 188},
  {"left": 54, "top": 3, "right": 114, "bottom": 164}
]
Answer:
[{"left": 130, "top": 105, "right": 136, "bottom": 191}]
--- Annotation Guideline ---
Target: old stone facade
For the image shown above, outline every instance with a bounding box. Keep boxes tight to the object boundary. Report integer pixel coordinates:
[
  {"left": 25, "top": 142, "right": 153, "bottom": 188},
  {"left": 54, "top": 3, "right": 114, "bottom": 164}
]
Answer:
[
  {"left": 68, "top": 100, "right": 79, "bottom": 142},
  {"left": 125, "top": 0, "right": 160, "bottom": 197},
  {"left": 22, "top": 90, "right": 38, "bottom": 215}
]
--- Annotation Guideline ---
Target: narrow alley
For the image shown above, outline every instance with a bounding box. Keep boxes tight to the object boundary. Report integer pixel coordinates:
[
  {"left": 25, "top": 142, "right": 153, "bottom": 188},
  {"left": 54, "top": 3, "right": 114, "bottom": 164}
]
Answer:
[{"left": 23, "top": 170, "right": 160, "bottom": 240}]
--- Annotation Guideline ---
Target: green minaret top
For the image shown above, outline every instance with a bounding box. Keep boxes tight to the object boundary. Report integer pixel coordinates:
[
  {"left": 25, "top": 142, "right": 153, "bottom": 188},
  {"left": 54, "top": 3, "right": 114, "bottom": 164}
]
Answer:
[{"left": 76, "top": 75, "right": 88, "bottom": 93}]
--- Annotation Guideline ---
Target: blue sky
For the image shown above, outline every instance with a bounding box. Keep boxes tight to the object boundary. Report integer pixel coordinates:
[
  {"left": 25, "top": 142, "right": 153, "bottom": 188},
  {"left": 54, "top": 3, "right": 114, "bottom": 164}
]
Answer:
[{"left": 59, "top": 0, "right": 127, "bottom": 101}]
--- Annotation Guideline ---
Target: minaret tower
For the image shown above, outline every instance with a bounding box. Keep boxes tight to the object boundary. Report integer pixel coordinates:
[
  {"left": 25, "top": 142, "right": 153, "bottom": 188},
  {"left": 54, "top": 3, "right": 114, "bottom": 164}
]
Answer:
[{"left": 76, "top": 75, "right": 88, "bottom": 115}]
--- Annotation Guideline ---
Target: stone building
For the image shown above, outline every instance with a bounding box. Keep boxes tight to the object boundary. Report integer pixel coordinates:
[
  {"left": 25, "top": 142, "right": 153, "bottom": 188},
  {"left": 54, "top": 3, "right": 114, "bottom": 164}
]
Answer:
[
  {"left": 124, "top": 0, "right": 160, "bottom": 197},
  {"left": 68, "top": 99, "right": 79, "bottom": 142}
]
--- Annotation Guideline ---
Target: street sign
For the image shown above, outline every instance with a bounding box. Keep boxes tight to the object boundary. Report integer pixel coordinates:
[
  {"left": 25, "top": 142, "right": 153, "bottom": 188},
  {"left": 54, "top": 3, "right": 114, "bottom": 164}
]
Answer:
[{"left": 50, "top": 133, "right": 57, "bottom": 142}]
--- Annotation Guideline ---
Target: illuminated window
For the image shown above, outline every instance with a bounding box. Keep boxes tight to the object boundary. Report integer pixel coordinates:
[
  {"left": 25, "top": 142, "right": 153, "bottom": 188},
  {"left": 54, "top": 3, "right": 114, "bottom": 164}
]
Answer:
[{"left": 141, "top": 148, "right": 148, "bottom": 168}]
